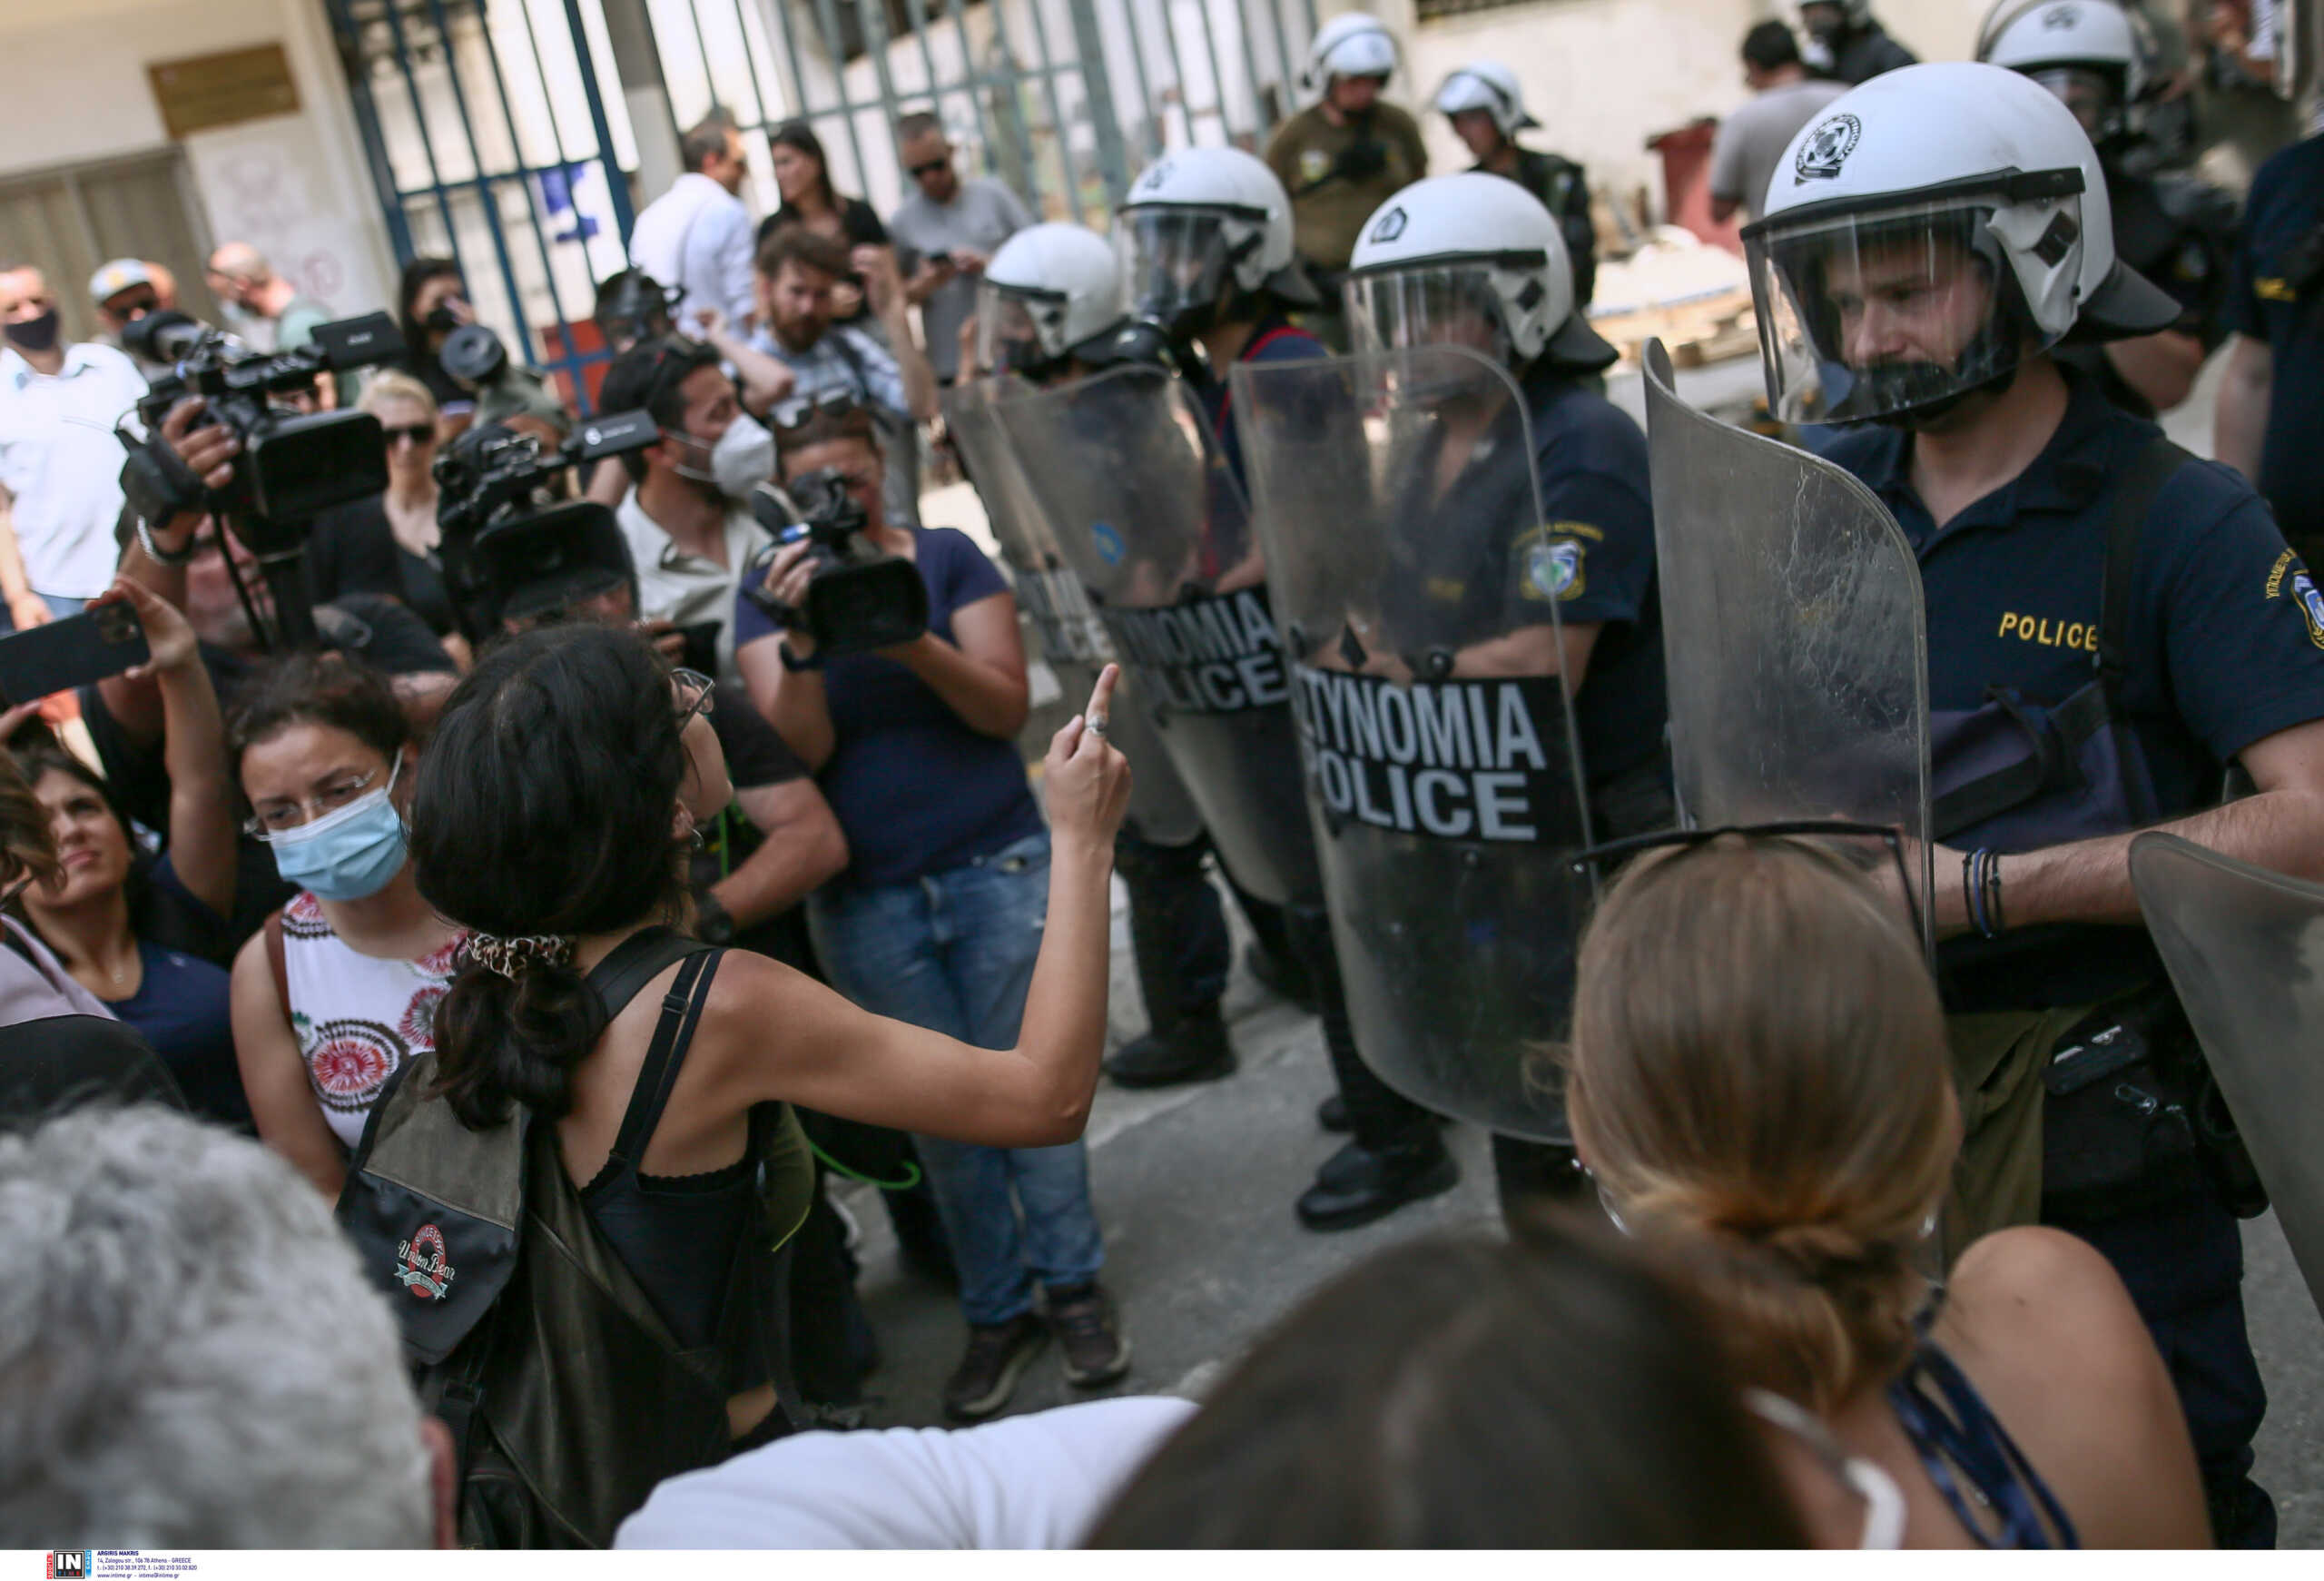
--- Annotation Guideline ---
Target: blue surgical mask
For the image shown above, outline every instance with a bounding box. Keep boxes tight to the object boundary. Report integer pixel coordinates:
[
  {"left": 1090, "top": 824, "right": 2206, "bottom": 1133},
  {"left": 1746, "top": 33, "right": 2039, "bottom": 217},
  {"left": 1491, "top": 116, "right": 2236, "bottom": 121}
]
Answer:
[{"left": 268, "top": 756, "right": 409, "bottom": 902}]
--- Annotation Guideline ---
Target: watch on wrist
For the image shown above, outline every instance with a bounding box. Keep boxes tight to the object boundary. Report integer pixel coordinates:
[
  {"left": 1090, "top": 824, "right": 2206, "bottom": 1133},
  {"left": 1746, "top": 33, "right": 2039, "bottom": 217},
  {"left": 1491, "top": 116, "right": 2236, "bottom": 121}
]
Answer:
[
  {"left": 692, "top": 888, "right": 737, "bottom": 945},
  {"left": 779, "top": 638, "right": 824, "bottom": 672}
]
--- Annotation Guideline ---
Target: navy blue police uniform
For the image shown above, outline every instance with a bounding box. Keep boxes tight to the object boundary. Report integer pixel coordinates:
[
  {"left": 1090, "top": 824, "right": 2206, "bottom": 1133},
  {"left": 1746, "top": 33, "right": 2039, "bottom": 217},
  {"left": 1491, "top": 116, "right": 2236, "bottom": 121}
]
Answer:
[
  {"left": 2063, "top": 168, "right": 2236, "bottom": 419},
  {"left": 1824, "top": 368, "right": 2324, "bottom": 1548},
  {"left": 2225, "top": 133, "right": 2324, "bottom": 568}
]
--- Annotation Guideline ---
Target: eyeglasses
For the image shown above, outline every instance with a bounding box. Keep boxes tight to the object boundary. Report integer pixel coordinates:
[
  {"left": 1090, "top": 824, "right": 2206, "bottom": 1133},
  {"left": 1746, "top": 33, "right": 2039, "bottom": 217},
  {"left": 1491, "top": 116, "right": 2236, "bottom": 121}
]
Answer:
[
  {"left": 245, "top": 758, "right": 397, "bottom": 839},
  {"left": 907, "top": 158, "right": 950, "bottom": 179},
  {"left": 1567, "top": 818, "right": 1925, "bottom": 947},
  {"left": 382, "top": 423, "right": 434, "bottom": 448},
  {"left": 673, "top": 667, "right": 715, "bottom": 730}
]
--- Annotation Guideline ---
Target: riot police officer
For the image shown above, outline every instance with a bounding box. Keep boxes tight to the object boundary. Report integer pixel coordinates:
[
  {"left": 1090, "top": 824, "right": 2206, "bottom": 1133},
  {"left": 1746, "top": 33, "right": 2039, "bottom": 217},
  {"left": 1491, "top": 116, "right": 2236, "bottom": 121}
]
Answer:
[
  {"left": 1743, "top": 60, "right": 2324, "bottom": 1545},
  {"left": 1432, "top": 63, "right": 1597, "bottom": 312},
  {"left": 1981, "top": 0, "right": 2240, "bottom": 416},
  {"left": 970, "top": 223, "right": 1301, "bottom": 1088},
  {"left": 1799, "top": 0, "right": 1918, "bottom": 84},
  {"left": 1005, "top": 148, "right": 1462, "bottom": 1229},
  {"left": 1330, "top": 172, "right": 1671, "bottom": 1210}
]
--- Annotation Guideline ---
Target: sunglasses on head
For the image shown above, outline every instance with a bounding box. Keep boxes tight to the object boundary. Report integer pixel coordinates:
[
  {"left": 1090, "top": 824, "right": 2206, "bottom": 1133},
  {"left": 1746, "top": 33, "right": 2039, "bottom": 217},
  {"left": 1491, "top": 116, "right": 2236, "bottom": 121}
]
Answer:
[
  {"left": 381, "top": 423, "right": 434, "bottom": 447},
  {"left": 770, "top": 390, "right": 869, "bottom": 430},
  {"left": 1567, "top": 818, "right": 1927, "bottom": 948}
]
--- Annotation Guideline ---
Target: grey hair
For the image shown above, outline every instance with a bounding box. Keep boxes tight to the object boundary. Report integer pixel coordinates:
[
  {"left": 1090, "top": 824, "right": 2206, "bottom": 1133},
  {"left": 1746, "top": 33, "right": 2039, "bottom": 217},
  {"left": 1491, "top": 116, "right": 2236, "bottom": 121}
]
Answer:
[{"left": 0, "top": 1106, "right": 434, "bottom": 1546}]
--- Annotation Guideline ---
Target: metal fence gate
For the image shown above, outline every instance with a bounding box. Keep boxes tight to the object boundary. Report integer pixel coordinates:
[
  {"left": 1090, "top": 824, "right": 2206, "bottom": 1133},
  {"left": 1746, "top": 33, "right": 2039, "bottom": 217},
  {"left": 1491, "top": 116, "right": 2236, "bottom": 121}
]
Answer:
[{"left": 325, "top": 0, "right": 1317, "bottom": 410}]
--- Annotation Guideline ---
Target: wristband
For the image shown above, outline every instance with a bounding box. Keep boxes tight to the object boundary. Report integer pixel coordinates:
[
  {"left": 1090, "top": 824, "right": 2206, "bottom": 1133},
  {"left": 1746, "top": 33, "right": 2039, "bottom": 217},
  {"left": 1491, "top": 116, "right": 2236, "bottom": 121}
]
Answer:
[
  {"left": 1984, "top": 850, "right": 2005, "bottom": 936},
  {"left": 778, "top": 638, "right": 824, "bottom": 672},
  {"left": 134, "top": 512, "right": 200, "bottom": 567}
]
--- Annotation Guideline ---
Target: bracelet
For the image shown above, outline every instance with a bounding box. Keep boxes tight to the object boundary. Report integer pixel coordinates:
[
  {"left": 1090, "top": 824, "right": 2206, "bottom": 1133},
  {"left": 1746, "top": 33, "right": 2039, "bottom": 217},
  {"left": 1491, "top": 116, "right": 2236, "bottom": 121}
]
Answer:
[
  {"left": 1984, "top": 849, "right": 2005, "bottom": 936},
  {"left": 134, "top": 512, "right": 199, "bottom": 567},
  {"left": 1963, "top": 848, "right": 2005, "bottom": 941},
  {"left": 1962, "top": 849, "right": 1987, "bottom": 938}
]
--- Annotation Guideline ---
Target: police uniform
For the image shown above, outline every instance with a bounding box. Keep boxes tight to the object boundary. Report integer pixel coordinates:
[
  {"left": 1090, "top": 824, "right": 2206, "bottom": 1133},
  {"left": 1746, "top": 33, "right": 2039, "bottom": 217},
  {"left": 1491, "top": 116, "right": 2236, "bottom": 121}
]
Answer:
[
  {"left": 2063, "top": 168, "right": 2237, "bottom": 417},
  {"left": 1378, "top": 361, "right": 1670, "bottom": 1206},
  {"left": 1824, "top": 369, "right": 2324, "bottom": 1546},
  {"left": 1481, "top": 151, "right": 1598, "bottom": 312},
  {"left": 2226, "top": 133, "right": 2324, "bottom": 569}
]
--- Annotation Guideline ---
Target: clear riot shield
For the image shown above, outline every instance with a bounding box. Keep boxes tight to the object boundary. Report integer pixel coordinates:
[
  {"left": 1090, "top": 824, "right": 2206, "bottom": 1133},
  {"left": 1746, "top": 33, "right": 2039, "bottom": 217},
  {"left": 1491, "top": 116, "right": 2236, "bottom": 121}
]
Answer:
[
  {"left": 2131, "top": 833, "right": 2324, "bottom": 1320},
  {"left": 943, "top": 378, "right": 1203, "bottom": 846},
  {"left": 990, "top": 362, "right": 1320, "bottom": 904},
  {"left": 1641, "top": 339, "right": 1934, "bottom": 950},
  {"left": 1232, "top": 345, "right": 1594, "bottom": 1141}
]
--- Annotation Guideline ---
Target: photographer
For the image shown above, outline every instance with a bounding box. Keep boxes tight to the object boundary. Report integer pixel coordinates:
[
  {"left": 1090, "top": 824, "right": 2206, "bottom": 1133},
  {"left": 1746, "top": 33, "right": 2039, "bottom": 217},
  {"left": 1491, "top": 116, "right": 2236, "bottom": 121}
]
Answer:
[
  {"left": 94, "top": 399, "right": 458, "bottom": 944},
  {"left": 303, "top": 371, "right": 469, "bottom": 666},
  {"left": 227, "top": 651, "right": 466, "bottom": 1200},
  {"left": 737, "top": 402, "right": 1130, "bottom": 1422},
  {"left": 597, "top": 337, "right": 777, "bottom": 687},
  {"left": 10, "top": 578, "right": 248, "bottom": 1129},
  {"left": 407, "top": 622, "right": 1128, "bottom": 1447},
  {"left": 390, "top": 258, "right": 477, "bottom": 438}
]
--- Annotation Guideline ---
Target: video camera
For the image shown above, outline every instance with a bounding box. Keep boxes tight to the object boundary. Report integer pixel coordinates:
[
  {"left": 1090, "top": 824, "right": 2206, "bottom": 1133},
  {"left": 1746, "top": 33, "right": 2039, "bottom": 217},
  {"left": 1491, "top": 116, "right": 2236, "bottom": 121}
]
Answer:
[
  {"left": 432, "top": 410, "right": 660, "bottom": 639},
  {"left": 741, "top": 470, "right": 927, "bottom": 658},
  {"left": 120, "top": 310, "right": 401, "bottom": 544}
]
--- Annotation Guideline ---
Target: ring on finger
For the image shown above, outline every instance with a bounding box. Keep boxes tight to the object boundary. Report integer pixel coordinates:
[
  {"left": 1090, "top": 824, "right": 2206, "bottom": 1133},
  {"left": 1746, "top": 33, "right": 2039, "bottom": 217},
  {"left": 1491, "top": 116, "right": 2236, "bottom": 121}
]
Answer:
[{"left": 1086, "top": 712, "right": 1108, "bottom": 737}]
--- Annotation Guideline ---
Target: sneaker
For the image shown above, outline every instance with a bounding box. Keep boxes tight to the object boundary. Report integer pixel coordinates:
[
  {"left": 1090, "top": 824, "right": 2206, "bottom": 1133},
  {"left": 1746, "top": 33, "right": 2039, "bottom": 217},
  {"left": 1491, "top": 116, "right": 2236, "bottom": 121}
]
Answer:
[
  {"left": 941, "top": 1312, "right": 1048, "bottom": 1421},
  {"left": 1046, "top": 1283, "right": 1131, "bottom": 1387}
]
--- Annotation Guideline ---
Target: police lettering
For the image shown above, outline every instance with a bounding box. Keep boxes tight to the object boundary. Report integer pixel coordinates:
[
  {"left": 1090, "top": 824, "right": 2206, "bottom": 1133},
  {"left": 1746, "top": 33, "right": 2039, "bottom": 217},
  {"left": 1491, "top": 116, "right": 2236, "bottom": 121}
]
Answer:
[
  {"left": 1104, "top": 588, "right": 1287, "bottom": 715},
  {"left": 1018, "top": 568, "right": 1113, "bottom": 665},
  {"left": 1295, "top": 667, "right": 1566, "bottom": 844},
  {"left": 1996, "top": 611, "right": 2100, "bottom": 652}
]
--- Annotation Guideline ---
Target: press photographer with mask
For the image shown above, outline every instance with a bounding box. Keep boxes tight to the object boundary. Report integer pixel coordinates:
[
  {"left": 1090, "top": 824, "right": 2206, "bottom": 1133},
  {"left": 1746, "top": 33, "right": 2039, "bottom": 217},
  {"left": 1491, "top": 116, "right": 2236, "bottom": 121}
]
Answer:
[
  {"left": 227, "top": 652, "right": 467, "bottom": 1199},
  {"left": 598, "top": 338, "right": 778, "bottom": 687}
]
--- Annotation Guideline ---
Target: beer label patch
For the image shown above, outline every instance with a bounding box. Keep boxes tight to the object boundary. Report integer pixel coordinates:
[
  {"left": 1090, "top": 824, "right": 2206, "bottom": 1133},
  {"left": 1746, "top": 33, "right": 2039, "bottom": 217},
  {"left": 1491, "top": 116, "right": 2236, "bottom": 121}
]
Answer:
[
  {"left": 1106, "top": 588, "right": 1289, "bottom": 714},
  {"left": 1293, "top": 669, "right": 1575, "bottom": 844},
  {"left": 395, "top": 1222, "right": 456, "bottom": 1301}
]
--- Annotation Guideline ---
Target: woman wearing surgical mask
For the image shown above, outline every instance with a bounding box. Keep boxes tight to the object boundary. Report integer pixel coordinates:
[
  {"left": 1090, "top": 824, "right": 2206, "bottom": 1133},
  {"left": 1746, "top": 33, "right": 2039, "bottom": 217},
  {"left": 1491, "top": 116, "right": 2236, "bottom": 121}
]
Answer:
[{"left": 227, "top": 652, "right": 466, "bottom": 1198}]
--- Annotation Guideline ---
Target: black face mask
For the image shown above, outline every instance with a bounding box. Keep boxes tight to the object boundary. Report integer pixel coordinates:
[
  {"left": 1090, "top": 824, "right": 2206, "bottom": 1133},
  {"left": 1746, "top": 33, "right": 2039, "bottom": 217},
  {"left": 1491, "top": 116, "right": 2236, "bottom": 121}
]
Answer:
[
  {"left": 5, "top": 308, "right": 61, "bottom": 353},
  {"left": 423, "top": 302, "right": 466, "bottom": 334}
]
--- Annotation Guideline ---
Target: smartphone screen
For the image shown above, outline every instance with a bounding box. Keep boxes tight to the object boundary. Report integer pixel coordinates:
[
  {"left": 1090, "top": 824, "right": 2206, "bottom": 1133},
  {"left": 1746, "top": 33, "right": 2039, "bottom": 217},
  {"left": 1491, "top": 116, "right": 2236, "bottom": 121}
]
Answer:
[{"left": 0, "top": 604, "right": 150, "bottom": 705}]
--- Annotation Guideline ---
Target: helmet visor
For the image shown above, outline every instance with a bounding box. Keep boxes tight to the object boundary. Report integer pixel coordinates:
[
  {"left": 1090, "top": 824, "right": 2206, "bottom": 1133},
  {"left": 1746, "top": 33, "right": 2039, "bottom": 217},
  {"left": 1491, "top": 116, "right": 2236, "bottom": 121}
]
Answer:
[
  {"left": 1115, "top": 208, "right": 1233, "bottom": 329},
  {"left": 1746, "top": 194, "right": 2073, "bottom": 425},
  {"left": 1347, "top": 264, "right": 1512, "bottom": 362},
  {"left": 976, "top": 282, "right": 1057, "bottom": 376},
  {"left": 2027, "top": 67, "right": 2120, "bottom": 139}
]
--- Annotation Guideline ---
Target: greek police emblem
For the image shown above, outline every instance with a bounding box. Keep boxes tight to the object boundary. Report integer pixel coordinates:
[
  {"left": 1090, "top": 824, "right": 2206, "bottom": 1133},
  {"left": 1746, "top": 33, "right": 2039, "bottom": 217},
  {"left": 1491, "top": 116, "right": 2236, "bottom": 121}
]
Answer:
[
  {"left": 1525, "top": 539, "right": 1583, "bottom": 602},
  {"left": 1135, "top": 160, "right": 1174, "bottom": 195},
  {"left": 2295, "top": 572, "right": 2324, "bottom": 650},
  {"left": 2040, "top": 4, "right": 2079, "bottom": 28},
  {"left": 1092, "top": 520, "right": 1127, "bottom": 566},
  {"left": 1370, "top": 205, "right": 1408, "bottom": 244},
  {"left": 1795, "top": 114, "right": 1861, "bottom": 183}
]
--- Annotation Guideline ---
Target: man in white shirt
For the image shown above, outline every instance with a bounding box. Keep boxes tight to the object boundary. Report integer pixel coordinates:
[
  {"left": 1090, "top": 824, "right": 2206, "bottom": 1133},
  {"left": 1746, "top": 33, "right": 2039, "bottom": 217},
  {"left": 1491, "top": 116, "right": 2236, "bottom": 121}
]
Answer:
[
  {"left": 629, "top": 111, "right": 759, "bottom": 336},
  {"left": 0, "top": 266, "right": 150, "bottom": 629},
  {"left": 1709, "top": 22, "right": 1851, "bottom": 226},
  {"left": 596, "top": 336, "right": 775, "bottom": 687}
]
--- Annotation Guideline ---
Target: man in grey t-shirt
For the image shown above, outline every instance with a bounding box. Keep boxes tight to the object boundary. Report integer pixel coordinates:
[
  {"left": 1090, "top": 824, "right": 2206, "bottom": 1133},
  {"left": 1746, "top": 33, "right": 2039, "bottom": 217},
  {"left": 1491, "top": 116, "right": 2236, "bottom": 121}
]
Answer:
[
  {"left": 1709, "top": 22, "right": 1851, "bottom": 225},
  {"left": 887, "top": 113, "right": 1033, "bottom": 383}
]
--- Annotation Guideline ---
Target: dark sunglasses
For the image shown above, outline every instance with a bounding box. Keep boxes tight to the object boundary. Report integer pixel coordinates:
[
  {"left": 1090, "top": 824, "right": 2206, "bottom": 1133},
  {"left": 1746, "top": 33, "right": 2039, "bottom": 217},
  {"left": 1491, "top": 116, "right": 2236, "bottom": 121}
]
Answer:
[
  {"left": 106, "top": 293, "right": 160, "bottom": 318},
  {"left": 1567, "top": 818, "right": 1927, "bottom": 949},
  {"left": 907, "top": 157, "right": 950, "bottom": 179},
  {"left": 381, "top": 423, "right": 434, "bottom": 448}
]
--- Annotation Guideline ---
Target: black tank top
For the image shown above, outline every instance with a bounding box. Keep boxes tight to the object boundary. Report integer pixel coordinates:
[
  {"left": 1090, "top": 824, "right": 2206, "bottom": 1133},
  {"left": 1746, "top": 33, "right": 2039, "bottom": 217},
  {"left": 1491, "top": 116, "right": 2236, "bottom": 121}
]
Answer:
[{"left": 576, "top": 929, "right": 763, "bottom": 1350}]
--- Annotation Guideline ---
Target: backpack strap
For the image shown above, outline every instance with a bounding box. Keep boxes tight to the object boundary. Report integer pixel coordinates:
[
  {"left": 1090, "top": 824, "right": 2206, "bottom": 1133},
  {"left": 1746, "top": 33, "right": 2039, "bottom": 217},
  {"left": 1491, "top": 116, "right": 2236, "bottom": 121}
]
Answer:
[
  {"left": 2096, "top": 436, "right": 2189, "bottom": 828},
  {"left": 605, "top": 947, "right": 725, "bottom": 1178}
]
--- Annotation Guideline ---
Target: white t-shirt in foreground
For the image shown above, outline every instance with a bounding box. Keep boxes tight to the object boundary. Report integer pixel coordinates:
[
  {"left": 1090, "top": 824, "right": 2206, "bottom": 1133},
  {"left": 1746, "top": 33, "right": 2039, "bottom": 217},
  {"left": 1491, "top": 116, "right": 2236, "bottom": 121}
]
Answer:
[{"left": 615, "top": 1396, "right": 1195, "bottom": 1550}]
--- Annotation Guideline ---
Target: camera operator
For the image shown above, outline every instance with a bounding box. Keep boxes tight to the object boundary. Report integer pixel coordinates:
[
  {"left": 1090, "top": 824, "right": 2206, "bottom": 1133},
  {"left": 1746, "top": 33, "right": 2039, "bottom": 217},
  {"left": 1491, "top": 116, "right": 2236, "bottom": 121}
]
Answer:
[
  {"left": 304, "top": 371, "right": 470, "bottom": 666},
  {"left": 0, "top": 265, "right": 150, "bottom": 631},
  {"left": 737, "top": 400, "right": 1130, "bottom": 1423},
  {"left": 93, "top": 398, "right": 458, "bottom": 944},
  {"left": 596, "top": 337, "right": 778, "bottom": 687}
]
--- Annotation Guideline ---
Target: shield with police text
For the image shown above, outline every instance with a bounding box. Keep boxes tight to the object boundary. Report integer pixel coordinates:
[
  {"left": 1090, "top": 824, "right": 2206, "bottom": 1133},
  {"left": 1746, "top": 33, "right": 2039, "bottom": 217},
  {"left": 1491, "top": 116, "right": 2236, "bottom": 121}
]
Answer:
[
  {"left": 1642, "top": 339, "right": 1933, "bottom": 948},
  {"left": 2132, "top": 833, "right": 2324, "bottom": 1322},
  {"left": 944, "top": 377, "right": 1204, "bottom": 846},
  {"left": 1232, "top": 345, "right": 1594, "bottom": 1141},
  {"left": 990, "top": 363, "right": 1319, "bottom": 904}
]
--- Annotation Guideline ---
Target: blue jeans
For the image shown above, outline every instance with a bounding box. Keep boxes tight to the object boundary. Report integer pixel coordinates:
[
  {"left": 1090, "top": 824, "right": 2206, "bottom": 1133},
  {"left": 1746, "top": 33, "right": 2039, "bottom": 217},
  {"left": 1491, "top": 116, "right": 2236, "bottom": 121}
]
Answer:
[{"left": 810, "top": 831, "right": 1106, "bottom": 1325}]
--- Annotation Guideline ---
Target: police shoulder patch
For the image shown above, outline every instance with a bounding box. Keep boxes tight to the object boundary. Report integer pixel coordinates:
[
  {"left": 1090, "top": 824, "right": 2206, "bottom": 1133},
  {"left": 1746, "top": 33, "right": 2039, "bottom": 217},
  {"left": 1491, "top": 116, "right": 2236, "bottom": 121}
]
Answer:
[
  {"left": 2264, "top": 548, "right": 2324, "bottom": 650},
  {"left": 1514, "top": 522, "right": 1588, "bottom": 603}
]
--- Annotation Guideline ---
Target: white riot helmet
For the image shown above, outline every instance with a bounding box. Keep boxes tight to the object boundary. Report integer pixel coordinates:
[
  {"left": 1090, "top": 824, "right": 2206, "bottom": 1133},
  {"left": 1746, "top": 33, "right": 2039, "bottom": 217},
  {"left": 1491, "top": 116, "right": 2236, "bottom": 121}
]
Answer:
[
  {"left": 978, "top": 223, "right": 1128, "bottom": 379},
  {"left": 1977, "top": 0, "right": 2144, "bottom": 145},
  {"left": 1346, "top": 173, "right": 1616, "bottom": 371},
  {"left": 1116, "top": 147, "right": 1319, "bottom": 342},
  {"left": 1744, "top": 62, "right": 2179, "bottom": 426},
  {"left": 1305, "top": 14, "right": 1398, "bottom": 91},
  {"left": 1433, "top": 62, "right": 1539, "bottom": 136}
]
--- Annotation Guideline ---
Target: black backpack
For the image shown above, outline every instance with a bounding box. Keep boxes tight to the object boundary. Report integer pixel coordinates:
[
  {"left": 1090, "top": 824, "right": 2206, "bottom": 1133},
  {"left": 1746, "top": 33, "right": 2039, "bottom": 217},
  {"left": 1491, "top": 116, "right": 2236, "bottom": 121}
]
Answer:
[{"left": 337, "top": 929, "right": 796, "bottom": 1546}]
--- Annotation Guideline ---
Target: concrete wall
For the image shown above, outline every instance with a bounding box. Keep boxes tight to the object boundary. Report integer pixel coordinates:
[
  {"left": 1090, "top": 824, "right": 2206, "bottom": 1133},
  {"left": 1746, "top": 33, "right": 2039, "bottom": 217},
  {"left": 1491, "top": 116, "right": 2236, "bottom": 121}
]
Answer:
[
  {"left": 1346, "top": 0, "right": 1997, "bottom": 219},
  {"left": 0, "top": 0, "right": 399, "bottom": 325}
]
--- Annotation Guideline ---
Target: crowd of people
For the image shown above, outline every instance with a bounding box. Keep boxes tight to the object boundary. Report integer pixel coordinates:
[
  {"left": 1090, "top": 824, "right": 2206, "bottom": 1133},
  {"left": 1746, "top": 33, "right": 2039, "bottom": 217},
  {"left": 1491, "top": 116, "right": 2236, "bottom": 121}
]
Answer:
[{"left": 2, "top": 0, "right": 2322, "bottom": 1552}]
